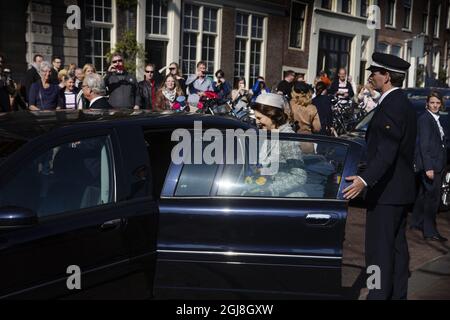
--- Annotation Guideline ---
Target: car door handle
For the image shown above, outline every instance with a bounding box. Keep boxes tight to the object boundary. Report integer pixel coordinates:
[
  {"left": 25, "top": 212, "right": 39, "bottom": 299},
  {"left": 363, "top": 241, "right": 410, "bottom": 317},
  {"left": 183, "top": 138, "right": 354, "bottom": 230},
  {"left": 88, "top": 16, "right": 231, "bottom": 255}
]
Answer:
[
  {"left": 305, "top": 213, "right": 332, "bottom": 225},
  {"left": 100, "top": 218, "right": 124, "bottom": 231}
]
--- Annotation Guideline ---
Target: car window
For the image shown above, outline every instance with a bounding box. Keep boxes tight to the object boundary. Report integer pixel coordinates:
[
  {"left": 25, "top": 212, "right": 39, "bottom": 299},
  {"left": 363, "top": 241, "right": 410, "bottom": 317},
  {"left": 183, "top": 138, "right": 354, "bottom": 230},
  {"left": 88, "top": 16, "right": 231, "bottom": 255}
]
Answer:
[
  {"left": 216, "top": 138, "right": 348, "bottom": 199},
  {"left": 0, "top": 136, "right": 114, "bottom": 217},
  {"left": 174, "top": 163, "right": 219, "bottom": 196},
  {"left": 355, "top": 109, "right": 374, "bottom": 131}
]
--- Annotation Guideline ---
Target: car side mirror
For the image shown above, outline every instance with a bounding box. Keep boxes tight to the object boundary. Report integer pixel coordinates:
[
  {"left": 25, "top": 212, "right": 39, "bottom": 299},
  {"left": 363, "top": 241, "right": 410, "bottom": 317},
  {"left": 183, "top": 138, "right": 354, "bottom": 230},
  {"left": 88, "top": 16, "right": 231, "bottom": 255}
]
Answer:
[{"left": 0, "top": 206, "right": 37, "bottom": 228}]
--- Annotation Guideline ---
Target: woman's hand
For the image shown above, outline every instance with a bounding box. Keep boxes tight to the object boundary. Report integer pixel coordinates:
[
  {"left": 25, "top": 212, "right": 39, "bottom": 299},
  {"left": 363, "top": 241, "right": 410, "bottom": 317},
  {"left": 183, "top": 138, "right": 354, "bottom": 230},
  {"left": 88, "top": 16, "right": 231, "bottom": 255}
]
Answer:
[
  {"left": 29, "top": 105, "right": 40, "bottom": 111},
  {"left": 426, "top": 170, "right": 434, "bottom": 180}
]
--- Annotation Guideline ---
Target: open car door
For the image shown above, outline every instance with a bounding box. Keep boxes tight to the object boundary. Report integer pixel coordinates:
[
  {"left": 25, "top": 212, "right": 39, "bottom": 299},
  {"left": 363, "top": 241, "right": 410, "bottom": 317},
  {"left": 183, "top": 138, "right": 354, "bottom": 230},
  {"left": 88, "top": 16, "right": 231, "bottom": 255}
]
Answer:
[{"left": 155, "top": 130, "right": 362, "bottom": 299}]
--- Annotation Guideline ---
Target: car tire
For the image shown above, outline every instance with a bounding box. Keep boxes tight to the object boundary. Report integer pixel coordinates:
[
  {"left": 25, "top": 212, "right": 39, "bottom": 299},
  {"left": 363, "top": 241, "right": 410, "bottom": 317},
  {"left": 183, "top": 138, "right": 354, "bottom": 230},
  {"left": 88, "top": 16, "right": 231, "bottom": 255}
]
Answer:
[{"left": 439, "top": 168, "right": 450, "bottom": 212}]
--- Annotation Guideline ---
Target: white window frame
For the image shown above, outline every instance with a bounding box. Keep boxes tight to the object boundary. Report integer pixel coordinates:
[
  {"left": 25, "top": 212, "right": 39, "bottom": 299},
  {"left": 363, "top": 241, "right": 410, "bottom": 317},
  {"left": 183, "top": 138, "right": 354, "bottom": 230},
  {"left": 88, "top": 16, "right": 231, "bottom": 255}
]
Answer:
[
  {"left": 359, "top": 0, "right": 370, "bottom": 17},
  {"left": 423, "top": 1, "right": 430, "bottom": 35},
  {"left": 84, "top": 0, "right": 116, "bottom": 76},
  {"left": 341, "top": 0, "right": 353, "bottom": 15},
  {"left": 402, "top": 0, "right": 413, "bottom": 31},
  {"left": 385, "top": 0, "right": 396, "bottom": 28},
  {"left": 434, "top": 50, "right": 440, "bottom": 77},
  {"left": 181, "top": 2, "right": 222, "bottom": 76},
  {"left": 145, "top": 0, "right": 169, "bottom": 40},
  {"left": 288, "top": 0, "right": 308, "bottom": 51},
  {"left": 233, "top": 10, "right": 267, "bottom": 87},
  {"left": 447, "top": 0, "right": 450, "bottom": 29},
  {"left": 433, "top": 4, "right": 441, "bottom": 38}
]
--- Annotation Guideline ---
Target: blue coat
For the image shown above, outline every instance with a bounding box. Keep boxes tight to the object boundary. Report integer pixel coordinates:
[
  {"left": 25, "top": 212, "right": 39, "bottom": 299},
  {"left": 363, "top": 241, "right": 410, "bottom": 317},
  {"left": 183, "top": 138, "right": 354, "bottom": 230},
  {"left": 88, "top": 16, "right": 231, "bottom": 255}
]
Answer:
[{"left": 415, "top": 111, "right": 447, "bottom": 173}]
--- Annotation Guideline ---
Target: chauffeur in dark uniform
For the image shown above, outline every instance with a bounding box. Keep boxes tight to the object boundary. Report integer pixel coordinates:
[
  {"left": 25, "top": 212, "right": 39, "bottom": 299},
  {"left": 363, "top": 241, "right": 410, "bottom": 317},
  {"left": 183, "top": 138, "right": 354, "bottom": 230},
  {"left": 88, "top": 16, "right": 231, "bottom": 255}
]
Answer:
[{"left": 344, "top": 52, "right": 417, "bottom": 300}]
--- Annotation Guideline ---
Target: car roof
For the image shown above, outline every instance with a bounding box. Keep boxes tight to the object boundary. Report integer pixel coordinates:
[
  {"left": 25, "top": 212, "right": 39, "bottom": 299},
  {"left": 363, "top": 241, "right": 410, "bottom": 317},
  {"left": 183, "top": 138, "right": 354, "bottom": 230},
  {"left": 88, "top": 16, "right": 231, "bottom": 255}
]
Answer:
[{"left": 0, "top": 110, "right": 253, "bottom": 141}]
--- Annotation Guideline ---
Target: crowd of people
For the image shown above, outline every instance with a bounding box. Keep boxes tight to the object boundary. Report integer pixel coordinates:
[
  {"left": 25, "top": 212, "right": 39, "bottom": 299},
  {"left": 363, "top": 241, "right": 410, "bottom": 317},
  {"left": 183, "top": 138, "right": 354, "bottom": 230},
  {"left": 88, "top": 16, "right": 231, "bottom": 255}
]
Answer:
[{"left": 0, "top": 52, "right": 383, "bottom": 136}]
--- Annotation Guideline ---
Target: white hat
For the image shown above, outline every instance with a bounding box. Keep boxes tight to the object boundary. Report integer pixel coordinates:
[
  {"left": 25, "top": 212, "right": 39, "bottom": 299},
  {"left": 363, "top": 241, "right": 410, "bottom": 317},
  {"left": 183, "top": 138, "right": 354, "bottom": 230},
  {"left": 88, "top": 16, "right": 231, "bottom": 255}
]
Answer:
[{"left": 255, "top": 93, "right": 284, "bottom": 109}]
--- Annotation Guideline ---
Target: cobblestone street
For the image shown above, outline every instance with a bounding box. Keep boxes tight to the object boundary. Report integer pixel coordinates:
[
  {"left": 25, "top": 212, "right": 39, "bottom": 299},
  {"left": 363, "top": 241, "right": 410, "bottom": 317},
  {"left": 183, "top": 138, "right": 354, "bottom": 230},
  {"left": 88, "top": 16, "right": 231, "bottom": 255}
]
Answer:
[{"left": 342, "top": 206, "right": 450, "bottom": 299}]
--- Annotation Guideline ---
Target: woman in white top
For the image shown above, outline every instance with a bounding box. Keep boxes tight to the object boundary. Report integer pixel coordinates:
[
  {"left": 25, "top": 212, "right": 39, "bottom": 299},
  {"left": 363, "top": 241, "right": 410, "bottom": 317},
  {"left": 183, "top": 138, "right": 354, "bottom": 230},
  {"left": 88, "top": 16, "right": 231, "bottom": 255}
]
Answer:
[{"left": 357, "top": 81, "right": 381, "bottom": 112}]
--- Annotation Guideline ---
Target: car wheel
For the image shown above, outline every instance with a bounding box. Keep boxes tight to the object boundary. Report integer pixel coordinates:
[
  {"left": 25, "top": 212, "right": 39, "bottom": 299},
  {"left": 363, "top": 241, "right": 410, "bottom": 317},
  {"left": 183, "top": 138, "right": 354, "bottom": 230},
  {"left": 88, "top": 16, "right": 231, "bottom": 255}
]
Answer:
[{"left": 440, "top": 168, "right": 450, "bottom": 212}]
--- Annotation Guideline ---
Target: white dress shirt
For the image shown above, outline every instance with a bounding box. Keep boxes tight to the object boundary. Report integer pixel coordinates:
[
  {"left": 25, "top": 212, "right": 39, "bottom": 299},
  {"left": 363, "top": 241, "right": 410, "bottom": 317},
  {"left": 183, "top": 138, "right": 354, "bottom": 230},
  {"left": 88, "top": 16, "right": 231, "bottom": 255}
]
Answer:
[{"left": 427, "top": 110, "right": 445, "bottom": 144}]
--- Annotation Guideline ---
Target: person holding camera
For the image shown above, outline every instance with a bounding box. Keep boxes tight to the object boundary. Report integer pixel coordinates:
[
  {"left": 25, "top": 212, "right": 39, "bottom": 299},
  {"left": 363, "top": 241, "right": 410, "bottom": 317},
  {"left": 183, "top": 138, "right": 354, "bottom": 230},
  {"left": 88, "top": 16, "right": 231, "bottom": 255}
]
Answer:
[
  {"left": 250, "top": 76, "right": 270, "bottom": 103},
  {"left": 185, "top": 61, "right": 214, "bottom": 110},
  {"left": 213, "top": 69, "right": 231, "bottom": 104},
  {"left": 104, "top": 53, "right": 139, "bottom": 109}
]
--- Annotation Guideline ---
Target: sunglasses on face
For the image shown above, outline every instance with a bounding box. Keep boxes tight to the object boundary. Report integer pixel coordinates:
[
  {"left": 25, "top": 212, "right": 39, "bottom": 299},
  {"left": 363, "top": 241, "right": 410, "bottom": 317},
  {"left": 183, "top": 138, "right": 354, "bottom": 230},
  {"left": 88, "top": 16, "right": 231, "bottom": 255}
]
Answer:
[
  {"left": 169, "top": 67, "right": 176, "bottom": 70},
  {"left": 145, "top": 70, "right": 154, "bottom": 73},
  {"left": 112, "top": 59, "right": 123, "bottom": 64}
]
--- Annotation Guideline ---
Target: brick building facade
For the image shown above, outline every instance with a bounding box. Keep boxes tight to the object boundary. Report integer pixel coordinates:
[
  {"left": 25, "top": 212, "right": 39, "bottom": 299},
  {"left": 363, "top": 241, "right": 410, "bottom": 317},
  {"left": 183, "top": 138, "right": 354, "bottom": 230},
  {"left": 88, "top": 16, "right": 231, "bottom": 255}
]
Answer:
[{"left": 1, "top": 0, "right": 450, "bottom": 89}]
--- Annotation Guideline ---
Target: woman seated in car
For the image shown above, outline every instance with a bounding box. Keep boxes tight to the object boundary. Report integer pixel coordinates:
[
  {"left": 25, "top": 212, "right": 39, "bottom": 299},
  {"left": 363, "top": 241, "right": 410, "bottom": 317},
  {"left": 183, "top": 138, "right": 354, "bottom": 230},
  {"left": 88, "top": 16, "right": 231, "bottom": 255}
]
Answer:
[{"left": 249, "top": 93, "right": 307, "bottom": 197}]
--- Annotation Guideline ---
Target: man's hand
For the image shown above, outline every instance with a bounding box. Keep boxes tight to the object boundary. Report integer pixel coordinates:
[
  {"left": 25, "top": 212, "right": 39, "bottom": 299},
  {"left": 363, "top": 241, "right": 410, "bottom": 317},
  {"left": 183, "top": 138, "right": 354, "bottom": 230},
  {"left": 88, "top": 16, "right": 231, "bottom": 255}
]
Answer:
[
  {"left": 343, "top": 176, "right": 366, "bottom": 199},
  {"left": 108, "top": 65, "right": 116, "bottom": 72},
  {"left": 426, "top": 170, "right": 434, "bottom": 180}
]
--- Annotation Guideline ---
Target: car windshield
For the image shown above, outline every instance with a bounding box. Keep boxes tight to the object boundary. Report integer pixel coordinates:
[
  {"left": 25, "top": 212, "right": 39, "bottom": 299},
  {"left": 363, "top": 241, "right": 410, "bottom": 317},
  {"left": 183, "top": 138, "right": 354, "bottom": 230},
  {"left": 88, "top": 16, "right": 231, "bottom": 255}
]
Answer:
[
  {"left": 0, "top": 137, "right": 26, "bottom": 163},
  {"left": 354, "top": 109, "right": 375, "bottom": 131},
  {"left": 404, "top": 88, "right": 430, "bottom": 100}
]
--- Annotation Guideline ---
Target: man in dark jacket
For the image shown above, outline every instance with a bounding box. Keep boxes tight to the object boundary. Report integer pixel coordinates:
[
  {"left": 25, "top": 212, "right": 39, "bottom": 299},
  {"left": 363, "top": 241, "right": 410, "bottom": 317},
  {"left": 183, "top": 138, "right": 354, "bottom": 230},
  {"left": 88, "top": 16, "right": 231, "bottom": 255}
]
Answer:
[
  {"left": 136, "top": 63, "right": 162, "bottom": 110},
  {"left": 276, "top": 70, "right": 295, "bottom": 99},
  {"left": 22, "top": 54, "right": 43, "bottom": 102},
  {"left": 82, "top": 73, "right": 111, "bottom": 109},
  {"left": 104, "top": 53, "right": 138, "bottom": 109},
  {"left": 328, "top": 68, "right": 354, "bottom": 100},
  {"left": 49, "top": 56, "right": 62, "bottom": 85},
  {"left": 411, "top": 91, "right": 448, "bottom": 242},
  {"left": 344, "top": 52, "right": 416, "bottom": 300}
]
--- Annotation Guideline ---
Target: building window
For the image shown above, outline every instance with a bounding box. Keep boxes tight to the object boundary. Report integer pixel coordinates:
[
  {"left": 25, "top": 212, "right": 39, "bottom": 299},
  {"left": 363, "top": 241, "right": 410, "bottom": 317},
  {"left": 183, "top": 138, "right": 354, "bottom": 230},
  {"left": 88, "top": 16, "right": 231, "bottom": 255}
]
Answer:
[
  {"left": 385, "top": 0, "right": 395, "bottom": 26},
  {"left": 317, "top": 32, "right": 351, "bottom": 80},
  {"left": 289, "top": 1, "right": 306, "bottom": 49},
  {"left": 322, "top": 0, "right": 332, "bottom": 10},
  {"left": 84, "top": 0, "right": 113, "bottom": 75},
  {"left": 433, "top": 4, "right": 441, "bottom": 38},
  {"left": 182, "top": 3, "right": 219, "bottom": 76},
  {"left": 376, "top": 43, "right": 389, "bottom": 54},
  {"left": 391, "top": 45, "right": 402, "bottom": 57},
  {"left": 145, "top": 0, "right": 169, "bottom": 72},
  {"left": 145, "top": 0, "right": 168, "bottom": 35},
  {"left": 423, "top": 2, "right": 429, "bottom": 34},
  {"left": 403, "top": 0, "right": 412, "bottom": 29},
  {"left": 342, "top": 0, "right": 352, "bottom": 14},
  {"left": 234, "top": 12, "right": 266, "bottom": 86},
  {"left": 360, "top": 0, "right": 369, "bottom": 17}
]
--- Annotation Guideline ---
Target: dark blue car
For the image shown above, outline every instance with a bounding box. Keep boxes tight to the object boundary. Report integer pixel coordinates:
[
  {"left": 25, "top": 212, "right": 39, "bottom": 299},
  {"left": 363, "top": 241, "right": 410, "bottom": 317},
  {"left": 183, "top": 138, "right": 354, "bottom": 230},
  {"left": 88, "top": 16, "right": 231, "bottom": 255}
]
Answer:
[{"left": 0, "top": 110, "right": 362, "bottom": 299}]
